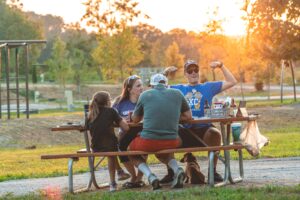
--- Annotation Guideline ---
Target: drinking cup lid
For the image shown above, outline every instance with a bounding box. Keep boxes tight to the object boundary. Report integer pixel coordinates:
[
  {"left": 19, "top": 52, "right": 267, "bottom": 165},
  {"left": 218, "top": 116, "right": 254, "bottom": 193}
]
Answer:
[{"left": 231, "top": 123, "right": 242, "bottom": 127}]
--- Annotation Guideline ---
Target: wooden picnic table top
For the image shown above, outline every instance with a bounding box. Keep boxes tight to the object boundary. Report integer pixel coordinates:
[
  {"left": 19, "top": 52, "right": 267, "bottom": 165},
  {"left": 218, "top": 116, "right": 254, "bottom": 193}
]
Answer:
[{"left": 51, "top": 115, "right": 258, "bottom": 132}]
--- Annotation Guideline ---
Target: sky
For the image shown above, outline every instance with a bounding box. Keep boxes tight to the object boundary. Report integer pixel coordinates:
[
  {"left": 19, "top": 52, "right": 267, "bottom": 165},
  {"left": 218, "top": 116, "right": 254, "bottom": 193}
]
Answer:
[{"left": 20, "top": 0, "right": 247, "bottom": 36}]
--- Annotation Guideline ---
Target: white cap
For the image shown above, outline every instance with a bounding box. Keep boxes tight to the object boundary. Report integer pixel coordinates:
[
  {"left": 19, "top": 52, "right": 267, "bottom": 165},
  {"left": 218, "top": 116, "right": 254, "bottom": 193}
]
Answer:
[{"left": 150, "top": 73, "right": 168, "bottom": 86}]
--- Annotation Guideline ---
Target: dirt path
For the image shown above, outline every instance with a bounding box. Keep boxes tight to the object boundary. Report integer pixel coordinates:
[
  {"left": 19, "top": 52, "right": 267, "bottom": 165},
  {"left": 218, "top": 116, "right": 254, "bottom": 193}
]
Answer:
[{"left": 0, "top": 157, "right": 299, "bottom": 196}]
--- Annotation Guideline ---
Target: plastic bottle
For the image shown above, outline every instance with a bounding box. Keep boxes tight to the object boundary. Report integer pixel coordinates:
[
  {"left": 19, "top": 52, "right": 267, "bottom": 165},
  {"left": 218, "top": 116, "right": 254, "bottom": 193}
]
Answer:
[
  {"left": 230, "top": 98, "right": 237, "bottom": 117},
  {"left": 204, "top": 100, "right": 211, "bottom": 118}
]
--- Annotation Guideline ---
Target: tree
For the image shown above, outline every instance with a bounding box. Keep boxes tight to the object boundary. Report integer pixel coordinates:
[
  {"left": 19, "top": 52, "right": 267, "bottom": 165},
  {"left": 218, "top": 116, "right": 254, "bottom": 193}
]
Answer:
[
  {"left": 81, "top": 0, "right": 149, "bottom": 35},
  {"left": 245, "top": 0, "right": 300, "bottom": 94},
  {"left": 64, "top": 27, "right": 98, "bottom": 90},
  {"left": 0, "top": 0, "right": 42, "bottom": 40},
  {"left": 46, "top": 37, "right": 72, "bottom": 88},
  {"left": 164, "top": 42, "right": 185, "bottom": 69},
  {"left": 92, "top": 28, "right": 143, "bottom": 80}
]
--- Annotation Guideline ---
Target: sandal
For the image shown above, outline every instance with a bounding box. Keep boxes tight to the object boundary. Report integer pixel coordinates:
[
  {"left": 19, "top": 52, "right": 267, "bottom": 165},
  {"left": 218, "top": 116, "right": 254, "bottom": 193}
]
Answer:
[
  {"left": 135, "top": 181, "right": 146, "bottom": 187},
  {"left": 122, "top": 181, "right": 146, "bottom": 189},
  {"left": 122, "top": 181, "right": 139, "bottom": 189}
]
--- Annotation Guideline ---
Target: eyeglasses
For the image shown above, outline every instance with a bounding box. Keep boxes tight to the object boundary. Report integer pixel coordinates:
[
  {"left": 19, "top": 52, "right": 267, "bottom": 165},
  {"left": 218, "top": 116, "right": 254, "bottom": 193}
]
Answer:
[
  {"left": 186, "top": 68, "right": 199, "bottom": 74},
  {"left": 127, "top": 75, "right": 140, "bottom": 84}
]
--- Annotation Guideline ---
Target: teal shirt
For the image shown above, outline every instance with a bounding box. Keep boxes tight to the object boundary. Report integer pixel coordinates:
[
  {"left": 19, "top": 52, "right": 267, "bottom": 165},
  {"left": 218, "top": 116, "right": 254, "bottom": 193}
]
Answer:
[{"left": 133, "top": 84, "right": 190, "bottom": 140}]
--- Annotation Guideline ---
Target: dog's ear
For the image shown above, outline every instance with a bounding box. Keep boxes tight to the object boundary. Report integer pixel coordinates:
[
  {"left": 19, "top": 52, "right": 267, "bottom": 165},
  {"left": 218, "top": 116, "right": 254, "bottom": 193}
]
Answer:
[
  {"left": 180, "top": 153, "right": 188, "bottom": 163},
  {"left": 187, "top": 153, "right": 197, "bottom": 162}
]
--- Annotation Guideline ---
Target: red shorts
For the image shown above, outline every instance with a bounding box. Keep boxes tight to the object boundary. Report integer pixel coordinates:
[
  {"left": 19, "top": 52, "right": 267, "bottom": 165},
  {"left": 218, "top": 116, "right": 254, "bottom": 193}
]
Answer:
[{"left": 129, "top": 136, "right": 181, "bottom": 152}]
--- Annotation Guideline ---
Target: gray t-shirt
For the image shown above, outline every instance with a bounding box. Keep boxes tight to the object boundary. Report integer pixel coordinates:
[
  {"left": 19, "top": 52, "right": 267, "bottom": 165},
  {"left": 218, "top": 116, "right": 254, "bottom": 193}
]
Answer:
[{"left": 133, "top": 84, "right": 190, "bottom": 140}]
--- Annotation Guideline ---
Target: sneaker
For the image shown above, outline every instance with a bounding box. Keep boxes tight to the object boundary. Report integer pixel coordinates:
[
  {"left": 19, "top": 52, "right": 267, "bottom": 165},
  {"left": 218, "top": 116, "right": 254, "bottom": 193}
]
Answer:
[
  {"left": 109, "top": 182, "right": 117, "bottom": 192},
  {"left": 117, "top": 170, "right": 131, "bottom": 181},
  {"left": 148, "top": 173, "right": 161, "bottom": 190},
  {"left": 160, "top": 168, "right": 174, "bottom": 184},
  {"left": 171, "top": 167, "right": 185, "bottom": 189}
]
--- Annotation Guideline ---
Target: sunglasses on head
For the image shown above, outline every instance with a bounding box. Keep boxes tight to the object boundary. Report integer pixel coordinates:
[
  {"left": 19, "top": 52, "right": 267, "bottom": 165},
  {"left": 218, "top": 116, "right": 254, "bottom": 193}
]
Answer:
[
  {"left": 127, "top": 75, "right": 140, "bottom": 84},
  {"left": 186, "top": 68, "right": 199, "bottom": 74}
]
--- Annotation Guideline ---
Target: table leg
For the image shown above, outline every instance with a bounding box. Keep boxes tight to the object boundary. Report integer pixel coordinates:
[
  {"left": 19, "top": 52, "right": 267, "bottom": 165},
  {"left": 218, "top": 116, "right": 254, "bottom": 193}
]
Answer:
[
  {"left": 226, "top": 124, "right": 244, "bottom": 184},
  {"left": 68, "top": 158, "right": 74, "bottom": 193},
  {"left": 213, "top": 123, "right": 230, "bottom": 187}
]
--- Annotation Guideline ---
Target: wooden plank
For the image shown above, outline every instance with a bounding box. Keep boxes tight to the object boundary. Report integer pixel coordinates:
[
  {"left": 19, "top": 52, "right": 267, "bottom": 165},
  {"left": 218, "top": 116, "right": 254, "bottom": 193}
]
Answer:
[
  {"left": 41, "top": 145, "right": 244, "bottom": 160},
  {"left": 51, "top": 117, "right": 257, "bottom": 132}
]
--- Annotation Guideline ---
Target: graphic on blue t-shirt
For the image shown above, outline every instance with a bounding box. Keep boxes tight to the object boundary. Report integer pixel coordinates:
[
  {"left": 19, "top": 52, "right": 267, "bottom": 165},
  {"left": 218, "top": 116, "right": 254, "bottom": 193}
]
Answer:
[
  {"left": 113, "top": 99, "right": 136, "bottom": 121},
  {"left": 171, "top": 82, "right": 222, "bottom": 127}
]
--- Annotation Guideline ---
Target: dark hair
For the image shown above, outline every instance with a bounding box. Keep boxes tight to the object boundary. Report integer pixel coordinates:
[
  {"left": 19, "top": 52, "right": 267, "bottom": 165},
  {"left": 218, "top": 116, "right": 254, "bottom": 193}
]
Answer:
[
  {"left": 89, "top": 91, "right": 111, "bottom": 122},
  {"left": 113, "top": 75, "right": 141, "bottom": 106}
]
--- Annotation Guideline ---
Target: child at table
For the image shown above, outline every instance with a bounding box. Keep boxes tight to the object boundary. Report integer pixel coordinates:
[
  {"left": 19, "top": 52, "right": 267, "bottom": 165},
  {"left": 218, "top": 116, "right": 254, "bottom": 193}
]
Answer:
[{"left": 88, "top": 91, "right": 129, "bottom": 192}]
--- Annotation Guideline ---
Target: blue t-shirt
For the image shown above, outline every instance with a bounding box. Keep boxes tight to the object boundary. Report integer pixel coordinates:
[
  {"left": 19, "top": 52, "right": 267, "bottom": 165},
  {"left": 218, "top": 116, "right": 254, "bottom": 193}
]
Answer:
[
  {"left": 171, "top": 81, "right": 223, "bottom": 128},
  {"left": 113, "top": 99, "right": 136, "bottom": 121}
]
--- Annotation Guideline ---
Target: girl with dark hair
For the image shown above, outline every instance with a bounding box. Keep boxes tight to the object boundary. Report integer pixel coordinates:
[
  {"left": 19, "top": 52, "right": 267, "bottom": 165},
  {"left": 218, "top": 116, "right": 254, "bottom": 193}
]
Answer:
[
  {"left": 113, "top": 75, "right": 145, "bottom": 189},
  {"left": 88, "top": 91, "right": 129, "bottom": 192}
]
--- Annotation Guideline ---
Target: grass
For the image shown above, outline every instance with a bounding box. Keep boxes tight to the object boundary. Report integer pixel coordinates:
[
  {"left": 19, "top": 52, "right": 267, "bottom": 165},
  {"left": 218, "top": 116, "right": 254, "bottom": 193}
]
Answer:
[
  {"left": 246, "top": 99, "right": 298, "bottom": 108},
  {"left": 0, "top": 127, "right": 299, "bottom": 182},
  {"left": 1, "top": 185, "right": 300, "bottom": 200},
  {"left": 1, "top": 99, "right": 297, "bottom": 120}
]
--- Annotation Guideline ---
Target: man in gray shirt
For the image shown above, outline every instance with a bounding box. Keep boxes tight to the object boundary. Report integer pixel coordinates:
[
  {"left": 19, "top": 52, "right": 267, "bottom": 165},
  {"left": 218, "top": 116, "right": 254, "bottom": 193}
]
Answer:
[{"left": 128, "top": 74, "right": 192, "bottom": 190}]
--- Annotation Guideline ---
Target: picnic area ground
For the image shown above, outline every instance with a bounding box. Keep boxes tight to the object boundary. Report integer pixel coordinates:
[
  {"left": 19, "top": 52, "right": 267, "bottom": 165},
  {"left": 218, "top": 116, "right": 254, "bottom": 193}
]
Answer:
[{"left": 0, "top": 92, "right": 299, "bottom": 199}]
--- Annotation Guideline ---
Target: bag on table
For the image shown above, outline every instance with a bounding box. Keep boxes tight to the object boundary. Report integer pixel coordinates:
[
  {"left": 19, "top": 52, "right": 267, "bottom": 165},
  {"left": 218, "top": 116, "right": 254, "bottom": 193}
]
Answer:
[{"left": 240, "top": 120, "right": 269, "bottom": 157}]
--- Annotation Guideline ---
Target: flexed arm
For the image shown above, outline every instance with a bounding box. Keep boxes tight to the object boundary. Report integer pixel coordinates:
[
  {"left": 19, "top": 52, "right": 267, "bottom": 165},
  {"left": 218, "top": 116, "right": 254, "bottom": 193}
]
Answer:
[{"left": 210, "top": 61, "right": 238, "bottom": 91}]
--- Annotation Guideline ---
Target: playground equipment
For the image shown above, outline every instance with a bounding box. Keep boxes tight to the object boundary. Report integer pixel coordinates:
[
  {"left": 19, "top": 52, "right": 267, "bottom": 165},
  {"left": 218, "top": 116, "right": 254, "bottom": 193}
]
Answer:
[{"left": 0, "top": 40, "right": 46, "bottom": 119}]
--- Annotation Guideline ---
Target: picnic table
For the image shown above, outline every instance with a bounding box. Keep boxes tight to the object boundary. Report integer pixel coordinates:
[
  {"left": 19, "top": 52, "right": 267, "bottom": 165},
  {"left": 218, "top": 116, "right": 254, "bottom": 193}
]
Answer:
[{"left": 48, "top": 115, "right": 257, "bottom": 193}]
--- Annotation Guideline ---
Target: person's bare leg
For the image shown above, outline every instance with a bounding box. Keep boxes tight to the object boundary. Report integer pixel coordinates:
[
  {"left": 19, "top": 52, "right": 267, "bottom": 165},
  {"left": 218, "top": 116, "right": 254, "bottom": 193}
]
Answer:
[
  {"left": 107, "top": 156, "right": 117, "bottom": 184},
  {"left": 115, "top": 159, "right": 122, "bottom": 171},
  {"left": 202, "top": 127, "right": 221, "bottom": 168},
  {"left": 202, "top": 127, "right": 223, "bottom": 181},
  {"left": 129, "top": 155, "right": 160, "bottom": 190},
  {"left": 122, "top": 161, "right": 137, "bottom": 183}
]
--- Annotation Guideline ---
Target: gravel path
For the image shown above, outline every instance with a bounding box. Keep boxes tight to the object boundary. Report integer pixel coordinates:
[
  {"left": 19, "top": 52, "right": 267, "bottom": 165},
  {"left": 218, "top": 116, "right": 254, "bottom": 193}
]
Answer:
[{"left": 1, "top": 157, "right": 299, "bottom": 196}]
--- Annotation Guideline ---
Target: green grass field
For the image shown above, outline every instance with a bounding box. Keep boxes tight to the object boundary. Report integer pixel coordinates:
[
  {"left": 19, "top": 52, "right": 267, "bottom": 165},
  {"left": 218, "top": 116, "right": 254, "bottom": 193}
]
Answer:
[
  {"left": 1, "top": 185, "right": 300, "bottom": 200},
  {"left": 0, "top": 126, "right": 299, "bottom": 182}
]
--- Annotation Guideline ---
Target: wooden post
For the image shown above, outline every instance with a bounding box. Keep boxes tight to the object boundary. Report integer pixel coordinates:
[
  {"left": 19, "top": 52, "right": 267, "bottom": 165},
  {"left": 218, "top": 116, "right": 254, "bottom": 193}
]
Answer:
[
  {"left": 0, "top": 48, "right": 2, "bottom": 119},
  {"left": 5, "top": 46, "right": 10, "bottom": 119},
  {"left": 25, "top": 44, "right": 29, "bottom": 119},
  {"left": 280, "top": 60, "right": 284, "bottom": 103},
  {"left": 238, "top": 64, "right": 245, "bottom": 101},
  {"left": 15, "top": 48, "right": 20, "bottom": 118},
  {"left": 290, "top": 60, "right": 297, "bottom": 102}
]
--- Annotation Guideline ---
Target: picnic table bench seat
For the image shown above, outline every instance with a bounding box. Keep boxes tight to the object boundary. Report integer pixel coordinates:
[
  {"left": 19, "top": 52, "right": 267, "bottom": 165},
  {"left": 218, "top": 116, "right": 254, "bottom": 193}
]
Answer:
[{"left": 41, "top": 144, "right": 245, "bottom": 193}]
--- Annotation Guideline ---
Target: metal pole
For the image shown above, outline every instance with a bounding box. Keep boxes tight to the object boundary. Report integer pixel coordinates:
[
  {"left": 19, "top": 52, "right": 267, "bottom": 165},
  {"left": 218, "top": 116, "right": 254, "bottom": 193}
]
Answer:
[
  {"left": 25, "top": 44, "right": 29, "bottom": 119},
  {"left": 0, "top": 48, "right": 2, "bottom": 119},
  {"left": 290, "top": 60, "right": 297, "bottom": 102},
  {"left": 5, "top": 46, "right": 10, "bottom": 119},
  {"left": 280, "top": 60, "right": 284, "bottom": 103},
  {"left": 15, "top": 48, "right": 20, "bottom": 118},
  {"left": 0, "top": 40, "right": 47, "bottom": 44}
]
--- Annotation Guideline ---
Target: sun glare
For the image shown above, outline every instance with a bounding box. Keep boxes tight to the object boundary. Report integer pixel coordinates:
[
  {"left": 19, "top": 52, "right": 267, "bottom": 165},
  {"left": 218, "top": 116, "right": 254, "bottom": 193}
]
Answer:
[{"left": 21, "top": 0, "right": 246, "bottom": 36}]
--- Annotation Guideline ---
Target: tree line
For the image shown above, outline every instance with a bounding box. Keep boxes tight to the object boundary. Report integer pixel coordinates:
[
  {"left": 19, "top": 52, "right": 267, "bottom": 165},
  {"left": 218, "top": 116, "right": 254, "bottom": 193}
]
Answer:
[{"left": 1, "top": 0, "right": 299, "bottom": 91}]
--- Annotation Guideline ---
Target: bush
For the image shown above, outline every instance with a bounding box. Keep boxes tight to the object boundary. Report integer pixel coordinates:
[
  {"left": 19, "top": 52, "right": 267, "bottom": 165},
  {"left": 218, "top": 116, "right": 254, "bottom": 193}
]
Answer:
[{"left": 254, "top": 81, "right": 264, "bottom": 91}]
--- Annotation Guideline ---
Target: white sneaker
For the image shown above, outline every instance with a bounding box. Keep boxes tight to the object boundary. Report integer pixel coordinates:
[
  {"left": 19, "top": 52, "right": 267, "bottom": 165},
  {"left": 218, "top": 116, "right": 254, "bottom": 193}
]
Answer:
[
  {"left": 109, "top": 182, "right": 117, "bottom": 192},
  {"left": 171, "top": 167, "right": 185, "bottom": 189}
]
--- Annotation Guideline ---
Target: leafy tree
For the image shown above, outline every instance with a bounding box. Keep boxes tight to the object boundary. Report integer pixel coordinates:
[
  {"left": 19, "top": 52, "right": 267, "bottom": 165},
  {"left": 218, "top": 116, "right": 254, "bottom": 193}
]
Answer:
[
  {"left": 81, "top": 0, "right": 149, "bottom": 35},
  {"left": 133, "top": 24, "right": 163, "bottom": 67},
  {"left": 64, "top": 27, "right": 98, "bottom": 91},
  {"left": 0, "top": 0, "right": 42, "bottom": 40},
  {"left": 243, "top": 0, "right": 300, "bottom": 92},
  {"left": 46, "top": 37, "right": 71, "bottom": 88},
  {"left": 164, "top": 42, "right": 185, "bottom": 69},
  {"left": 92, "top": 28, "right": 143, "bottom": 80},
  {"left": 247, "top": 0, "right": 300, "bottom": 61}
]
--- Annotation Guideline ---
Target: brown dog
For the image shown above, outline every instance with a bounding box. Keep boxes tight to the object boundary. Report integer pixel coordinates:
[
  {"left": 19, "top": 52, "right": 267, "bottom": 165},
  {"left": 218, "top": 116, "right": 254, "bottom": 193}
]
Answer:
[{"left": 180, "top": 153, "right": 205, "bottom": 184}]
